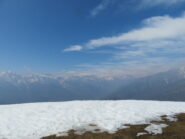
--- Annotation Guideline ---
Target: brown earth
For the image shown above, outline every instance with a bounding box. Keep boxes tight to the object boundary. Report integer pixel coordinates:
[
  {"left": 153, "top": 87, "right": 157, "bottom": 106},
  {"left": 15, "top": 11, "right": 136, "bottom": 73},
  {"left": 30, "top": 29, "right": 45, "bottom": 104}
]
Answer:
[{"left": 42, "top": 113, "right": 185, "bottom": 139}]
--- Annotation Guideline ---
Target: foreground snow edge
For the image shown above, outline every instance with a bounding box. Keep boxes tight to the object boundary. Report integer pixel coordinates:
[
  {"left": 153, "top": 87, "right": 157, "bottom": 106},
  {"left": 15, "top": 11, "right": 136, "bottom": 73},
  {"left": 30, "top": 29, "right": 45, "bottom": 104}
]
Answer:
[{"left": 1, "top": 100, "right": 185, "bottom": 139}]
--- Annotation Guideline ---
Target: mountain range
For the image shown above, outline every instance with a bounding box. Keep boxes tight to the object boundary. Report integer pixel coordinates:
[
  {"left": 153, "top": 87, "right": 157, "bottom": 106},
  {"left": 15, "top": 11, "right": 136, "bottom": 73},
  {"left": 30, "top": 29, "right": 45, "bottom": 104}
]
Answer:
[
  {"left": 107, "top": 67, "right": 185, "bottom": 101},
  {"left": 0, "top": 67, "right": 185, "bottom": 104},
  {"left": 0, "top": 72, "right": 126, "bottom": 104}
]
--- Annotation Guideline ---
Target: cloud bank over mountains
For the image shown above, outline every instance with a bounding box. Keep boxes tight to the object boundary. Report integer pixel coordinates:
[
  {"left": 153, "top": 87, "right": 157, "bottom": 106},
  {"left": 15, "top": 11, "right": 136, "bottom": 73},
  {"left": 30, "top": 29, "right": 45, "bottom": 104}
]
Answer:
[{"left": 64, "top": 13, "right": 185, "bottom": 77}]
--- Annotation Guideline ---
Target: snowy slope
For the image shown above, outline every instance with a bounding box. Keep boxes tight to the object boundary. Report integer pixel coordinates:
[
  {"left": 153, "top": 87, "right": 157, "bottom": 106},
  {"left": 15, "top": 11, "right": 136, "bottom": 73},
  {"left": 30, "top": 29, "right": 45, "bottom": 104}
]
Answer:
[{"left": 1, "top": 100, "right": 185, "bottom": 139}]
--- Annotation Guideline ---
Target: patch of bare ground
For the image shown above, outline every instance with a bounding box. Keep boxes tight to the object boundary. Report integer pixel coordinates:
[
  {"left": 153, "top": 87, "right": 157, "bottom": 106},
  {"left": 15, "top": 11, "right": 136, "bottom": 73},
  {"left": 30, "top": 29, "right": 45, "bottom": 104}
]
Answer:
[{"left": 42, "top": 113, "right": 185, "bottom": 139}]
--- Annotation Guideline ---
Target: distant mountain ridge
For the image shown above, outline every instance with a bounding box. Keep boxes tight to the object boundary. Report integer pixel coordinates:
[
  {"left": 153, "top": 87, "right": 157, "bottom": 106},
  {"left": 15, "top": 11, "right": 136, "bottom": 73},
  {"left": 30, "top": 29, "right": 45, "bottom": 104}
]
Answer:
[
  {"left": 0, "top": 67, "right": 185, "bottom": 104},
  {"left": 0, "top": 72, "right": 127, "bottom": 104},
  {"left": 107, "top": 67, "right": 185, "bottom": 101}
]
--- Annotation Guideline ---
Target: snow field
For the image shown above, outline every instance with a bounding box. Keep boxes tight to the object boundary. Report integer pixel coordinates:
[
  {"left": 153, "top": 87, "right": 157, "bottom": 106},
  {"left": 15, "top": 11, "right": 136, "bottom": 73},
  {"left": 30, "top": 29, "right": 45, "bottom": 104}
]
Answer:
[{"left": 0, "top": 100, "right": 185, "bottom": 139}]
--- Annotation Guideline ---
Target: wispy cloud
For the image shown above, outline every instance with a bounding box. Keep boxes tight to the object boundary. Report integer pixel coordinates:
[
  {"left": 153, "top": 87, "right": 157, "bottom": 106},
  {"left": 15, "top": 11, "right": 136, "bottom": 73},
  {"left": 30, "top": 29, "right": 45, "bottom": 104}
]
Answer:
[
  {"left": 63, "top": 1, "right": 185, "bottom": 78},
  {"left": 63, "top": 45, "right": 82, "bottom": 52},
  {"left": 64, "top": 13, "right": 185, "bottom": 50},
  {"left": 72, "top": 57, "right": 185, "bottom": 79},
  {"left": 63, "top": 13, "right": 185, "bottom": 78},
  {"left": 90, "top": 0, "right": 114, "bottom": 16},
  {"left": 141, "top": 0, "right": 185, "bottom": 7},
  {"left": 89, "top": 0, "right": 185, "bottom": 17}
]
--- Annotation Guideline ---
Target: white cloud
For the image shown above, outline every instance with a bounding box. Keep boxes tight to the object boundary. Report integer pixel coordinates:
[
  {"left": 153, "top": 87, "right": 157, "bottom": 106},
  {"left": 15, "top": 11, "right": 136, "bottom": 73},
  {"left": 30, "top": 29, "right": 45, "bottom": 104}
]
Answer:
[
  {"left": 63, "top": 45, "right": 82, "bottom": 52},
  {"left": 90, "top": 0, "right": 185, "bottom": 16},
  {"left": 90, "top": 0, "right": 113, "bottom": 16},
  {"left": 63, "top": 13, "right": 185, "bottom": 78},
  {"left": 65, "top": 14, "right": 185, "bottom": 50},
  {"left": 72, "top": 57, "right": 185, "bottom": 79},
  {"left": 141, "top": 0, "right": 185, "bottom": 7}
]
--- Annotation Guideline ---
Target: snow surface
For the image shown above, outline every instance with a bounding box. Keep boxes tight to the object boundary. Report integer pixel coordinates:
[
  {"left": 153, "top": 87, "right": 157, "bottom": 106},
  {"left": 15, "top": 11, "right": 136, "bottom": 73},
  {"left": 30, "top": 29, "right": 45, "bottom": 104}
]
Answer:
[
  {"left": 136, "top": 132, "right": 147, "bottom": 137},
  {"left": 0, "top": 100, "right": 185, "bottom": 139},
  {"left": 165, "top": 115, "right": 177, "bottom": 122},
  {"left": 145, "top": 124, "right": 168, "bottom": 135}
]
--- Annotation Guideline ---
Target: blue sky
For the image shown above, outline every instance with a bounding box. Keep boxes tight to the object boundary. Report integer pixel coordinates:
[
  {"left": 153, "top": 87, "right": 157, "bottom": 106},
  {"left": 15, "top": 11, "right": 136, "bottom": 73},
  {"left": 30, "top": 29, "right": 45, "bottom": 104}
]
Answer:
[{"left": 0, "top": 0, "right": 185, "bottom": 77}]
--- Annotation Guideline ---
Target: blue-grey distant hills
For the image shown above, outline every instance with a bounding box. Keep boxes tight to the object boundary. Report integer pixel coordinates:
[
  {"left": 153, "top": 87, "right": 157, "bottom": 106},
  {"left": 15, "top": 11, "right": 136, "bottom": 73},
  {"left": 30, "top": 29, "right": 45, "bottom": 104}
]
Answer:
[
  {"left": 0, "top": 67, "right": 185, "bottom": 104},
  {"left": 106, "top": 67, "right": 185, "bottom": 101},
  {"left": 0, "top": 72, "right": 126, "bottom": 104}
]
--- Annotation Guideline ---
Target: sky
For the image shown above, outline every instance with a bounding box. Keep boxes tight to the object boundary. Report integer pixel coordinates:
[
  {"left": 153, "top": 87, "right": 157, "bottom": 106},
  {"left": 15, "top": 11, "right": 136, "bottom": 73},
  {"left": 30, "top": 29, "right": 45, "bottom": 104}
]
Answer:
[{"left": 0, "top": 0, "right": 185, "bottom": 77}]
